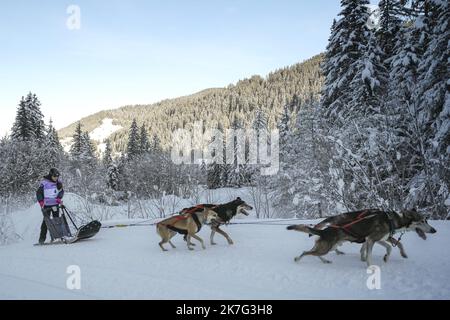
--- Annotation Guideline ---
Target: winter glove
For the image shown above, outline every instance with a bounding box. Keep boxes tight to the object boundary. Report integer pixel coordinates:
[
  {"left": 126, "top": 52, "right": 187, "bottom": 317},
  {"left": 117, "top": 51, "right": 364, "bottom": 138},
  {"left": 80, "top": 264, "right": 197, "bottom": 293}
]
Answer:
[
  {"left": 38, "top": 200, "right": 45, "bottom": 208},
  {"left": 56, "top": 198, "right": 62, "bottom": 205}
]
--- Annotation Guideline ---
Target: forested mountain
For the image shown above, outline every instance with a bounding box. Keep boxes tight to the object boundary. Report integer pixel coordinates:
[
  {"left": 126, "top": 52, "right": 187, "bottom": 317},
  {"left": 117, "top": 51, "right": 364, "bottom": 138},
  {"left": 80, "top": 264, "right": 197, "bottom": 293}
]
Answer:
[{"left": 58, "top": 54, "right": 324, "bottom": 153}]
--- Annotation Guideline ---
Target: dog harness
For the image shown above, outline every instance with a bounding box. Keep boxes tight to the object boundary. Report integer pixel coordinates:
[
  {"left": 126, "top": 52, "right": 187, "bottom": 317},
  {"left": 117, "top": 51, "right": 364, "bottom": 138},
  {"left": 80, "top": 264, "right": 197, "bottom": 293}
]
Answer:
[
  {"left": 164, "top": 212, "right": 203, "bottom": 234},
  {"left": 385, "top": 211, "right": 397, "bottom": 236},
  {"left": 180, "top": 204, "right": 217, "bottom": 215},
  {"left": 330, "top": 210, "right": 378, "bottom": 242}
]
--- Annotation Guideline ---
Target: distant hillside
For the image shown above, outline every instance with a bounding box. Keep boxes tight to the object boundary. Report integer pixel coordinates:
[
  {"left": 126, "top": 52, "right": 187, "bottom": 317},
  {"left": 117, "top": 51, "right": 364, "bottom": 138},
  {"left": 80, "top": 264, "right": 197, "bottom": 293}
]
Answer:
[{"left": 58, "top": 54, "right": 324, "bottom": 153}]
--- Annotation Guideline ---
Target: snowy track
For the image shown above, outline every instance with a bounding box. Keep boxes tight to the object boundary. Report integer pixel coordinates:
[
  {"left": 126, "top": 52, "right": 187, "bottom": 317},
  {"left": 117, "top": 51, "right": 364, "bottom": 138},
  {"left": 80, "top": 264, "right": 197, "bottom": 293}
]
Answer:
[{"left": 1, "top": 219, "right": 449, "bottom": 299}]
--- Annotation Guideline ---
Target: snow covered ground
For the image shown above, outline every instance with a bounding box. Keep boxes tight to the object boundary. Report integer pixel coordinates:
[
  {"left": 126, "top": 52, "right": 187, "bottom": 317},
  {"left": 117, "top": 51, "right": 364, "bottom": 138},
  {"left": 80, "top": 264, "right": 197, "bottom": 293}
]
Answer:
[{"left": 1, "top": 204, "right": 449, "bottom": 300}]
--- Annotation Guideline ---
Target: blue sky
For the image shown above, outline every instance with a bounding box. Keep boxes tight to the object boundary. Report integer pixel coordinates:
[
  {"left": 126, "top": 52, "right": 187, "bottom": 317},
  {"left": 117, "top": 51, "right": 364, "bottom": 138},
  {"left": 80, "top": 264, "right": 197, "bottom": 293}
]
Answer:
[{"left": 1, "top": 0, "right": 356, "bottom": 134}]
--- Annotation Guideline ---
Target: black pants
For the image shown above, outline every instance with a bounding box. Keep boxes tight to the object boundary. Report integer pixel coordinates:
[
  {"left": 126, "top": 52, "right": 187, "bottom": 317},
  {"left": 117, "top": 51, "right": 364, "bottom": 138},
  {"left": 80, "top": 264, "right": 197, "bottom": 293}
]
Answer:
[{"left": 39, "top": 206, "right": 60, "bottom": 242}]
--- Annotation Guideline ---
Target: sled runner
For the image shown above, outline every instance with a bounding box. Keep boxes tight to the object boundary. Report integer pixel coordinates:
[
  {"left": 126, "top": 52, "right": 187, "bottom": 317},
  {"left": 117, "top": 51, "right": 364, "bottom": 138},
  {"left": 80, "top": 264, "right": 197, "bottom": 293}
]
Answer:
[{"left": 34, "top": 205, "right": 101, "bottom": 246}]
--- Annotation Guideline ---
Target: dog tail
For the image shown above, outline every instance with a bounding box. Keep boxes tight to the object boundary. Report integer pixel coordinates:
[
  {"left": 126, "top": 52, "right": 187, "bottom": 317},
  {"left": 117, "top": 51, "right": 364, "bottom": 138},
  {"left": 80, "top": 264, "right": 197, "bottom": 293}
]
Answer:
[
  {"left": 287, "top": 224, "right": 323, "bottom": 236},
  {"left": 314, "top": 216, "right": 336, "bottom": 230}
]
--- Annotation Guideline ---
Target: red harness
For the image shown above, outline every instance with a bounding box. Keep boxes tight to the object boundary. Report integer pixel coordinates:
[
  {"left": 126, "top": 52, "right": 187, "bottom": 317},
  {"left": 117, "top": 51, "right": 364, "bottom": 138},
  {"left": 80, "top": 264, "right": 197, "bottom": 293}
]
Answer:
[
  {"left": 182, "top": 204, "right": 218, "bottom": 213},
  {"left": 180, "top": 205, "right": 209, "bottom": 215},
  {"left": 160, "top": 204, "right": 217, "bottom": 227},
  {"left": 330, "top": 210, "right": 372, "bottom": 240}
]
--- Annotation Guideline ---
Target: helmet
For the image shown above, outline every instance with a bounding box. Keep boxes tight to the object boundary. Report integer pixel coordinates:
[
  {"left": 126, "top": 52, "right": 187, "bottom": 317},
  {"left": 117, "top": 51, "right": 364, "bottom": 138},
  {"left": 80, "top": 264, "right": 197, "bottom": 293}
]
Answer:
[{"left": 49, "top": 168, "right": 60, "bottom": 178}]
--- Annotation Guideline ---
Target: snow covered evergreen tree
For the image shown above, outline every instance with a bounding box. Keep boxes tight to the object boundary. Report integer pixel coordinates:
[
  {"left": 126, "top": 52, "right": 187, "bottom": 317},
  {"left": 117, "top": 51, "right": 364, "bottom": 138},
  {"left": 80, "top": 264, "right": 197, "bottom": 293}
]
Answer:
[
  {"left": 227, "top": 116, "right": 246, "bottom": 187},
  {"left": 275, "top": 99, "right": 332, "bottom": 217},
  {"left": 139, "top": 124, "right": 150, "bottom": 155},
  {"left": 127, "top": 119, "right": 140, "bottom": 160},
  {"left": 150, "top": 133, "right": 162, "bottom": 154},
  {"left": 103, "top": 139, "right": 113, "bottom": 168},
  {"left": 42, "top": 119, "right": 64, "bottom": 169},
  {"left": 107, "top": 162, "right": 120, "bottom": 192},
  {"left": 70, "top": 122, "right": 84, "bottom": 158},
  {"left": 277, "top": 104, "right": 293, "bottom": 170},
  {"left": 80, "top": 132, "right": 97, "bottom": 167},
  {"left": 321, "top": 0, "right": 371, "bottom": 125},
  {"left": 11, "top": 92, "right": 45, "bottom": 142},
  {"left": 406, "top": 0, "right": 450, "bottom": 217},
  {"left": 377, "top": 0, "right": 403, "bottom": 59}
]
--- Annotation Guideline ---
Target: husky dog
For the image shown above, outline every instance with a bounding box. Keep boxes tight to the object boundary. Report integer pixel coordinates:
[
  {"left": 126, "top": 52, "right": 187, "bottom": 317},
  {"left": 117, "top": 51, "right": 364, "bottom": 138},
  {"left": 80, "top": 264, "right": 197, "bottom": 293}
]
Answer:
[
  {"left": 180, "top": 197, "right": 253, "bottom": 245},
  {"left": 313, "top": 209, "right": 410, "bottom": 261},
  {"left": 156, "top": 208, "right": 218, "bottom": 251},
  {"left": 287, "top": 209, "right": 436, "bottom": 266},
  {"left": 208, "top": 197, "right": 253, "bottom": 245}
]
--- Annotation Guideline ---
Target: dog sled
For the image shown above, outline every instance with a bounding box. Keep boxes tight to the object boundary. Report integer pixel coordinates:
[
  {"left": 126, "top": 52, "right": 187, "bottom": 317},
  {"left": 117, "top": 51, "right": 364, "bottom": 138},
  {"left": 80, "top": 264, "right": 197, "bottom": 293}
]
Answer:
[{"left": 34, "top": 205, "right": 101, "bottom": 246}]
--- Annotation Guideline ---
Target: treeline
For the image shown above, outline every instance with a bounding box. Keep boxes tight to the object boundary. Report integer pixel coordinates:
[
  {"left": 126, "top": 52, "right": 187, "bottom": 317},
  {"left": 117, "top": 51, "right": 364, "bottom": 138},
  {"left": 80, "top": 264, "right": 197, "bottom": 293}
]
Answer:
[
  {"left": 57, "top": 54, "right": 324, "bottom": 152},
  {"left": 0, "top": 96, "right": 205, "bottom": 207},
  {"left": 270, "top": 0, "right": 449, "bottom": 219}
]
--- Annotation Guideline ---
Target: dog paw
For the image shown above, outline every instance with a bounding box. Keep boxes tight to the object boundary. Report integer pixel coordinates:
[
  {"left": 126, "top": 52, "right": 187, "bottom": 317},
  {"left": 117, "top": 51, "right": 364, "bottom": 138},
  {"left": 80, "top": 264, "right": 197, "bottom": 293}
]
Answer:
[
  {"left": 211, "top": 242, "right": 217, "bottom": 246},
  {"left": 383, "top": 255, "right": 390, "bottom": 263},
  {"left": 401, "top": 254, "right": 408, "bottom": 259},
  {"left": 294, "top": 257, "right": 300, "bottom": 262}
]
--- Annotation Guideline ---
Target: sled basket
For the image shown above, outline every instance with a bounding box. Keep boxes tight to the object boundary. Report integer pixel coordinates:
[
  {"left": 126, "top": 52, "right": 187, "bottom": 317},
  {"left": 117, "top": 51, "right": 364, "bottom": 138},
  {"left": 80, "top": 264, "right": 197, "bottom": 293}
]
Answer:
[
  {"left": 74, "top": 220, "right": 102, "bottom": 240},
  {"left": 43, "top": 214, "right": 72, "bottom": 241},
  {"left": 61, "top": 206, "right": 102, "bottom": 243}
]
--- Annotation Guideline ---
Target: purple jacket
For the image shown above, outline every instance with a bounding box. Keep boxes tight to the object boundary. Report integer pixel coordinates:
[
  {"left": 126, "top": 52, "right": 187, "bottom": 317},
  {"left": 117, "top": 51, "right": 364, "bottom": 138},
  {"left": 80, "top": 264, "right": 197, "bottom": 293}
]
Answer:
[{"left": 36, "top": 176, "right": 64, "bottom": 207}]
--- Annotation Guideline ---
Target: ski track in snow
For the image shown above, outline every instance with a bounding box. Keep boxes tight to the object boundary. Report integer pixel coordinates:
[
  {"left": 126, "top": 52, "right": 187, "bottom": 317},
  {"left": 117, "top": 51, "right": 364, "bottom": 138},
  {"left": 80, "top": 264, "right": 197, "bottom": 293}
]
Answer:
[{"left": 1, "top": 219, "right": 449, "bottom": 299}]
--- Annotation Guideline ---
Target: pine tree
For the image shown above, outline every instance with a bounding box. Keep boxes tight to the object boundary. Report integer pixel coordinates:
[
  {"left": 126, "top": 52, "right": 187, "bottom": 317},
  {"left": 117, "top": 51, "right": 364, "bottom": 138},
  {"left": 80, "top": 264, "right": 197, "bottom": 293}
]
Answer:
[
  {"left": 80, "top": 131, "right": 97, "bottom": 167},
  {"left": 150, "top": 133, "right": 162, "bottom": 154},
  {"left": 249, "top": 108, "right": 269, "bottom": 181},
  {"left": 348, "top": 31, "right": 386, "bottom": 117},
  {"left": 227, "top": 116, "right": 246, "bottom": 187},
  {"left": 279, "top": 99, "right": 333, "bottom": 217},
  {"left": 28, "top": 93, "right": 45, "bottom": 142},
  {"left": 103, "top": 139, "right": 113, "bottom": 168},
  {"left": 127, "top": 119, "right": 140, "bottom": 160},
  {"left": 70, "top": 122, "right": 84, "bottom": 158},
  {"left": 139, "top": 124, "right": 150, "bottom": 155},
  {"left": 321, "top": 0, "right": 371, "bottom": 125},
  {"left": 11, "top": 96, "right": 32, "bottom": 141},
  {"left": 43, "top": 119, "right": 64, "bottom": 168},
  {"left": 107, "top": 162, "right": 120, "bottom": 191},
  {"left": 277, "top": 104, "right": 292, "bottom": 169},
  {"left": 377, "top": 0, "right": 403, "bottom": 59},
  {"left": 11, "top": 92, "right": 45, "bottom": 142},
  {"left": 406, "top": 0, "right": 450, "bottom": 217}
]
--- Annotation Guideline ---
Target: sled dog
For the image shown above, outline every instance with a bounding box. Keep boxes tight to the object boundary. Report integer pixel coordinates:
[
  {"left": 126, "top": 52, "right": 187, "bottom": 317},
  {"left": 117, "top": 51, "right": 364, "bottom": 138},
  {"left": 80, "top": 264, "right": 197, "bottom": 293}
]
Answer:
[
  {"left": 287, "top": 209, "right": 436, "bottom": 266},
  {"left": 157, "top": 208, "right": 218, "bottom": 251},
  {"left": 313, "top": 209, "right": 411, "bottom": 261},
  {"left": 181, "top": 197, "right": 253, "bottom": 245}
]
